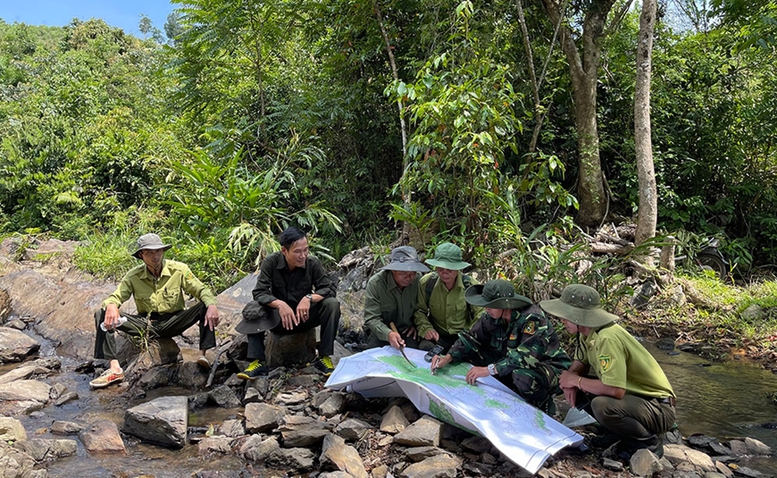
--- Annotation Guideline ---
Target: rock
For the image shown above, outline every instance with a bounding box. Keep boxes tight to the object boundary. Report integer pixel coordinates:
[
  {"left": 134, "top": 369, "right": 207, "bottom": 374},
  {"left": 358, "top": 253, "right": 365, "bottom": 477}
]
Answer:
[
  {"left": 265, "top": 329, "right": 317, "bottom": 368},
  {"left": 629, "top": 448, "right": 663, "bottom": 476},
  {"left": 403, "top": 446, "right": 449, "bottom": 462},
  {"left": 728, "top": 440, "right": 748, "bottom": 456},
  {"left": 742, "top": 437, "right": 771, "bottom": 455},
  {"left": 394, "top": 416, "right": 442, "bottom": 448},
  {"left": 279, "top": 417, "right": 333, "bottom": 447},
  {"left": 319, "top": 433, "right": 368, "bottom": 478},
  {"left": 460, "top": 435, "right": 492, "bottom": 454},
  {"left": 287, "top": 374, "right": 320, "bottom": 388},
  {"left": 49, "top": 383, "right": 67, "bottom": 400},
  {"left": 334, "top": 418, "right": 372, "bottom": 441},
  {"left": 601, "top": 457, "right": 624, "bottom": 471},
  {"left": 0, "top": 380, "right": 50, "bottom": 403},
  {"left": 3, "top": 319, "right": 25, "bottom": 331},
  {"left": 54, "top": 391, "right": 78, "bottom": 406},
  {"left": 240, "top": 435, "right": 280, "bottom": 462},
  {"left": 380, "top": 405, "right": 409, "bottom": 434},
  {"left": 399, "top": 453, "right": 462, "bottom": 478},
  {"left": 740, "top": 304, "right": 764, "bottom": 321},
  {"left": 730, "top": 465, "right": 762, "bottom": 477},
  {"left": 79, "top": 420, "right": 125, "bottom": 453},
  {"left": 197, "top": 436, "right": 233, "bottom": 455},
  {"left": 274, "top": 390, "right": 309, "bottom": 406},
  {"left": 318, "top": 393, "right": 347, "bottom": 417},
  {"left": 372, "top": 464, "right": 390, "bottom": 478},
  {"left": 13, "top": 439, "right": 77, "bottom": 461},
  {"left": 243, "top": 386, "right": 262, "bottom": 404},
  {"left": 138, "top": 365, "right": 175, "bottom": 389},
  {"left": 216, "top": 419, "right": 245, "bottom": 437},
  {"left": 715, "top": 461, "right": 735, "bottom": 478},
  {"left": 0, "top": 417, "right": 27, "bottom": 442},
  {"left": 124, "top": 396, "right": 188, "bottom": 448},
  {"left": 270, "top": 447, "right": 316, "bottom": 471},
  {"left": 0, "top": 440, "right": 37, "bottom": 478},
  {"left": 0, "top": 365, "right": 47, "bottom": 385},
  {"left": 664, "top": 444, "right": 716, "bottom": 472},
  {"left": 0, "top": 328, "right": 40, "bottom": 363},
  {"left": 175, "top": 361, "right": 208, "bottom": 390},
  {"left": 207, "top": 385, "right": 241, "bottom": 409},
  {"left": 50, "top": 421, "right": 83, "bottom": 435},
  {"left": 244, "top": 403, "right": 284, "bottom": 434},
  {"left": 0, "top": 288, "right": 10, "bottom": 322}
]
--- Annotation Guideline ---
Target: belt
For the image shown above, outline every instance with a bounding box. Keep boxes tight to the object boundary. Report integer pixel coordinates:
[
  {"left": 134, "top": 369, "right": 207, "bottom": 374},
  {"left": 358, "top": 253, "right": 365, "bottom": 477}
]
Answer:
[{"left": 657, "top": 396, "right": 676, "bottom": 407}]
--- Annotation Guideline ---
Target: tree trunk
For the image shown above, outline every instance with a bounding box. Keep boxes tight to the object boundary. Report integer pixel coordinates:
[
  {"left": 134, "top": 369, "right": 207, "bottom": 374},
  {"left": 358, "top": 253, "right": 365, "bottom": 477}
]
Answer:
[
  {"left": 541, "top": 0, "right": 616, "bottom": 228},
  {"left": 634, "top": 0, "right": 657, "bottom": 246}
]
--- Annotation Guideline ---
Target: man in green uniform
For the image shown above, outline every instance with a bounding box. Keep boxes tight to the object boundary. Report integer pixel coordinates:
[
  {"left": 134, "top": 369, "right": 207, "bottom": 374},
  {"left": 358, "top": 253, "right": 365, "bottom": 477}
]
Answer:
[
  {"left": 430, "top": 280, "right": 571, "bottom": 413},
  {"left": 414, "top": 242, "right": 480, "bottom": 354},
  {"left": 91, "top": 233, "right": 220, "bottom": 389},
  {"left": 364, "top": 246, "right": 430, "bottom": 349},
  {"left": 540, "top": 284, "right": 676, "bottom": 458}
]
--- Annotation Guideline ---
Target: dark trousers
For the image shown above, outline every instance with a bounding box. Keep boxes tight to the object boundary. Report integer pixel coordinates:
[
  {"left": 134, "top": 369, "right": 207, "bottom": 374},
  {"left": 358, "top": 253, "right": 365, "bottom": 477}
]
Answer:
[
  {"left": 246, "top": 297, "right": 340, "bottom": 361},
  {"left": 94, "top": 302, "right": 216, "bottom": 361},
  {"left": 585, "top": 393, "right": 676, "bottom": 442}
]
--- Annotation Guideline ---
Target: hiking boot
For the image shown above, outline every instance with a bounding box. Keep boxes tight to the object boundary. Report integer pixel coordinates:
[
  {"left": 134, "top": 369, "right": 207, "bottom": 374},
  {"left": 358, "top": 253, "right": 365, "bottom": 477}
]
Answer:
[
  {"left": 90, "top": 369, "right": 124, "bottom": 389},
  {"left": 237, "top": 360, "right": 268, "bottom": 380},
  {"left": 611, "top": 435, "right": 664, "bottom": 460},
  {"left": 197, "top": 355, "right": 211, "bottom": 370},
  {"left": 313, "top": 355, "right": 335, "bottom": 376}
]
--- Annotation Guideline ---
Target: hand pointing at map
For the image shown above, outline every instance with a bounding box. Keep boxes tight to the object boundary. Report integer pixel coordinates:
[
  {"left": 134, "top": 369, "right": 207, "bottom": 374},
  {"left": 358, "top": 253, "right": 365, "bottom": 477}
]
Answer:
[{"left": 430, "top": 353, "right": 452, "bottom": 374}]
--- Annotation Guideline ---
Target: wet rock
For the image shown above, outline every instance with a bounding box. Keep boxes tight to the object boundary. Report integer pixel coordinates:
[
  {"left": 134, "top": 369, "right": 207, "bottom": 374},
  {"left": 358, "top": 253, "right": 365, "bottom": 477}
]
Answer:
[
  {"left": 13, "top": 439, "right": 77, "bottom": 461},
  {"left": 4, "top": 320, "right": 25, "bottom": 331},
  {"left": 188, "top": 392, "right": 209, "bottom": 410},
  {"left": 730, "top": 465, "right": 763, "bottom": 477},
  {"left": 0, "top": 366, "right": 42, "bottom": 386},
  {"left": 54, "top": 391, "right": 78, "bottom": 407},
  {"left": 0, "top": 417, "right": 27, "bottom": 442},
  {"left": 207, "top": 385, "right": 241, "bottom": 408},
  {"left": 0, "top": 328, "right": 40, "bottom": 363},
  {"left": 334, "top": 418, "right": 372, "bottom": 441},
  {"left": 742, "top": 437, "right": 771, "bottom": 455},
  {"left": 380, "top": 405, "right": 409, "bottom": 434},
  {"left": 715, "top": 461, "right": 735, "bottom": 478},
  {"left": 318, "top": 392, "right": 347, "bottom": 417},
  {"left": 0, "top": 379, "right": 50, "bottom": 403},
  {"left": 138, "top": 364, "right": 176, "bottom": 389},
  {"left": 216, "top": 419, "right": 245, "bottom": 437},
  {"left": 0, "top": 440, "right": 38, "bottom": 478},
  {"left": 49, "top": 383, "right": 67, "bottom": 400},
  {"left": 79, "top": 420, "right": 125, "bottom": 453},
  {"left": 664, "top": 444, "right": 716, "bottom": 472},
  {"left": 240, "top": 435, "right": 280, "bottom": 463},
  {"left": 394, "top": 416, "right": 442, "bottom": 447},
  {"left": 319, "top": 432, "right": 368, "bottom": 478},
  {"left": 124, "top": 396, "right": 188, "bottom": 448},
  {"left": 655, "top": 337, "right": 676, "bottom": 351},
  {"left": 197, "top": 436, "right": 233, "bottom": 455},
  {"left": 49, "top": 421, "right": 83, "bottom": 435},
  {"left": 630, "top": 448, "right": 663, "bottom": 476},
  {"left": 399, "top": 453, "right": 462, "bottom": 478},
  {"left": 175, "top": 361, "right": 207, "bottom": 390},
  {"left": 244, "top": 403, "right": 284, "bottom": 433}
]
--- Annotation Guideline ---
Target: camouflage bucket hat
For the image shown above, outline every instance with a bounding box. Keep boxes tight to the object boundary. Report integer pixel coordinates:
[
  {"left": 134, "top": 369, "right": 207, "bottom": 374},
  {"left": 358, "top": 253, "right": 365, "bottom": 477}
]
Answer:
[
  {"left": 539, "top": 284, "right": 618, "bottom": 328},
  {"left": 132, "top": 233, "right": 172, "bottom": 259},
  {"left": 425, "top": 242, "right": 470, "bottom": 270},
  {"left": 380, "top": 246, "right": 430, "bottom": 272},
  {"left": 464, "top": 280, "right": 531, "bottom": 309}
]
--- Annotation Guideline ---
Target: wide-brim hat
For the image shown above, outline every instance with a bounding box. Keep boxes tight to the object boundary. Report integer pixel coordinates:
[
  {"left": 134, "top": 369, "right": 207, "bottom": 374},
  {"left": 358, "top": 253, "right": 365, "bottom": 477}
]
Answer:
[
  {"left": 235, "top": 301, "right": 280, "bottom": 334},
  {"left": 132, "top": 233, "right": 172, "bottom": 259},
  {"left": 539, "top": 284, "right": 618, "bottom": 328},
  {"left": 425, "top": 242, "right": 470, "bottom": 270},
  {"left": 464, "top": 280, "right": 531, "bottom": 309},
  {"left": 380, "top": 246, "right": 430, "bottom": 272}
]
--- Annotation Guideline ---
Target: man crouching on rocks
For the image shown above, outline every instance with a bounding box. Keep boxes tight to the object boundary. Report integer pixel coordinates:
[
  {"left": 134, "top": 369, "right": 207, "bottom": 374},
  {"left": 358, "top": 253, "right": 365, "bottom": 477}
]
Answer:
[
  {"left": 91, "top": 233, "right": 220, "bottom": 389},
  {"left": 540, "top": 284, "right": 676, "bottom": 459}
]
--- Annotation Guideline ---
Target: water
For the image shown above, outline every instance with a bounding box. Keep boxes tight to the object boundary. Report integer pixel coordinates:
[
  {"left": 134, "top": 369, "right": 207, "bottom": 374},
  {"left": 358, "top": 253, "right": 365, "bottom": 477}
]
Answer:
[{"left": 647, "top": 343, "right": 777, "bottom": 475}]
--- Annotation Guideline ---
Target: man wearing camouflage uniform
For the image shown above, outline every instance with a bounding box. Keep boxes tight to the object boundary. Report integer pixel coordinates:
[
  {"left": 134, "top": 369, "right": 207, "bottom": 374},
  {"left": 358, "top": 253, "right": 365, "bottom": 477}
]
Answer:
[{"left": 430, "top": 279, "right": 571, "bottom": 413}]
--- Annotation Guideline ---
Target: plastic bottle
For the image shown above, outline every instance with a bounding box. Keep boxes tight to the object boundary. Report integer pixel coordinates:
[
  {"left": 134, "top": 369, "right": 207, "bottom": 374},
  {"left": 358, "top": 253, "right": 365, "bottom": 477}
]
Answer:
[{"left": 100, "top": 316, "right": 128, "bottom": 332}]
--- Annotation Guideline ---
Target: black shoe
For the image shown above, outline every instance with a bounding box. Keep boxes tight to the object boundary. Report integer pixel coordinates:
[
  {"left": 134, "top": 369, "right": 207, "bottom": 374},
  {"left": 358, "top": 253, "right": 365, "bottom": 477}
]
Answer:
[
  {"left": 424, "top": 345, "right": 445, "bottom": 363},
  {"left": 613, "top": 435, "right": 664, "bottom": 460},
  {"left": 312, "top": 355, "right": 334, "bottom": 376},
  {"left": 237, "top": 360, "right": 268, "bottom": 380},
  {"left": 590, "top": 433, "right": 621, "bottom": 449}
]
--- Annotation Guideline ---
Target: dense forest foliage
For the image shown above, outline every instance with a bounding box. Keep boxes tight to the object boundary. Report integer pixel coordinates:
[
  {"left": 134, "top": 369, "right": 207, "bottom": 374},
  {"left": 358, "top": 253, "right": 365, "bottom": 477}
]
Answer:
[{"left": 1, "top": 0, "right": 775, "bottom": 289}]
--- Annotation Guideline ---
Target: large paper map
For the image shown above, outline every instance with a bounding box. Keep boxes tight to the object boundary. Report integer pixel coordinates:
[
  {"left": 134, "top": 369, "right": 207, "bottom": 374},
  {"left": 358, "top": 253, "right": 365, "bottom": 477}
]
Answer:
[{"left": 325, "top": 346, "right": 583, "bottom": 474}]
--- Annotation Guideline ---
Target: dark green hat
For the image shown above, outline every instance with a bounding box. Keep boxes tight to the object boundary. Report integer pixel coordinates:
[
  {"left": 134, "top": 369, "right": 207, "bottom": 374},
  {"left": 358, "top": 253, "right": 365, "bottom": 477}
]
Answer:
[
  {"left": 539, "top": 284, "right": 618, "bottom": 328},
  {"left": 464, "top": 280, "right": 531, "bottom": 309},
  {"left": 425, "top": 242, "right": 470, "bottom": 270}
]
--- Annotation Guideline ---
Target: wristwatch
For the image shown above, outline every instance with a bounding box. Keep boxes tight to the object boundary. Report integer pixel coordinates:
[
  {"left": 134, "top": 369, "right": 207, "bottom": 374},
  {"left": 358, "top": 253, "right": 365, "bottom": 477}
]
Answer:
[
  {"left": 487, "top": 363, "right": 497, "bottom": 376},
  {"left": 306, "top": 294, "right": 313, "bottom": 302}
]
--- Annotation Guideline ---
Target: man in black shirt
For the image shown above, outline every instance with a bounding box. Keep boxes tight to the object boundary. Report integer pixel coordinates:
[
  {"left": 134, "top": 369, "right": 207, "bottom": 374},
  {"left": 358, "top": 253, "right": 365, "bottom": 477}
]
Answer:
[{"left": 236, "top": 227, "right": 340, "bottom": 378}]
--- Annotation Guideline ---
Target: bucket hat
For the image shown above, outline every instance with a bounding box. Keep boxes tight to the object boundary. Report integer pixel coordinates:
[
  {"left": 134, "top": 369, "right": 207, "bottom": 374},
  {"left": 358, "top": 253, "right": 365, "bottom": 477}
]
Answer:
[
  {"left": 464, "top": 280, "right": 531, "bottom": 309},
  {"left": 235, "top": 301, "right": 279, "bottom": 335},
  {"left": 425, "top": 242, "right": 470, "bottom": 270},
  {"left": 380, "top": 246, "right": 430, "bottom": 272},
  {"left": 132, "top": 233, "right": 172, "bottom": 259},
  {"left": 539, "top": 284, "right": 618, "bottom": 328}
]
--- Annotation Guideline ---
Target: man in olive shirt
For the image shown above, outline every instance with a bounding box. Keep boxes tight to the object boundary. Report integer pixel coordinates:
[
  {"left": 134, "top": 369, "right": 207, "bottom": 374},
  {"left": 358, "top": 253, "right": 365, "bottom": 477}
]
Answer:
[
  {"left": 540, "top": 284, "right": 676, "bottom": 458},
  {"left": 414, "top": 242, "right": 480, "bottom": 354},
  {"left": 91, "top": 233, "right": 220, "bottom": 389},
  {"left": 235, "top": 227, "right": 340, "bottom": 378},
  {"left": 364, "top": 246, "right": 429, "bottom": 349}
]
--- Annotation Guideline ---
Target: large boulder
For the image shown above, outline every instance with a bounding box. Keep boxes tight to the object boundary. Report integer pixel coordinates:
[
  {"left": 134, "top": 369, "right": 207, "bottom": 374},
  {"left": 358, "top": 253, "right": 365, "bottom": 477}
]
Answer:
[
  {"left": 0, "top": 328, "right": 39, "bottom": 363},
  {"left": 124, "top": 396, "right": 188, "bottom": 448}
]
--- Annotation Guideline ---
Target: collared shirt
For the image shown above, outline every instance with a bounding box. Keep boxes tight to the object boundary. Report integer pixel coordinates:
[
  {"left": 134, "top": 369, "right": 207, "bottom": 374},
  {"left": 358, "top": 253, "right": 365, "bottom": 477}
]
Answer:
[
  {"left": 363, "top": 269, "right": 419, "bottom": 342},
  {"left": 103, "top": 259, "right": 217, "bottom": 314},
  {"left": 576, "top": 323, "right": 675, "bottom": 399},
  {"left": 449, "top": 304, "right": 571, "bottom": 378},
  {"left": 413, "top": 272, "right": 481, "bottom": 337},
  {"left": 252, "top": 251, "right": 335, "bottom": 306}
]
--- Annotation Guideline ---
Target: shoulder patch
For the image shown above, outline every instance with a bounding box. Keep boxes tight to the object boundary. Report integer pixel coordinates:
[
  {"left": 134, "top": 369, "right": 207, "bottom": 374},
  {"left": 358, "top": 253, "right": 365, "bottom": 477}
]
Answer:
[
  {"left": 522, "top": 320, "right": 537, "bottom": 335},
  {"left": 598, "top": 354, "right": 612, "bottom": 372}
]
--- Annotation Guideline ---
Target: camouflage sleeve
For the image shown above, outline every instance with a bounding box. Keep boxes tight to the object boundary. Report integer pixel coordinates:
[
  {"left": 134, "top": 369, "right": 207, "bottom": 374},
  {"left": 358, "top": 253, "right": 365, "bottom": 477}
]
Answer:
[
  {"left": 448, "top": 311, "right": 492, "bottom": 363},
  {"left": 498, "top": 308, "right": 570, "bottom": 376}
]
